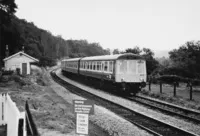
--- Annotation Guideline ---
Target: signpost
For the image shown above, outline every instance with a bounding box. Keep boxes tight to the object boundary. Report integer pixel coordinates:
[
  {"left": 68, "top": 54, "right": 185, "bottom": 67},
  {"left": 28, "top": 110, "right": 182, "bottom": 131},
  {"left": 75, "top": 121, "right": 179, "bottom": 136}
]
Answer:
[{"left": 73, "top": 100, "right": 94, "bottom": 136}]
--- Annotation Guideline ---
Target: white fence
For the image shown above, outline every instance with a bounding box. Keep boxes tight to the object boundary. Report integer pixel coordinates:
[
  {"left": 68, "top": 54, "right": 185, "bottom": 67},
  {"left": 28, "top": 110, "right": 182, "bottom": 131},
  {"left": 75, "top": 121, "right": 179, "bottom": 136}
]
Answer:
[{"left": 0, "top": 93, "right": 26, "bottom": 136}]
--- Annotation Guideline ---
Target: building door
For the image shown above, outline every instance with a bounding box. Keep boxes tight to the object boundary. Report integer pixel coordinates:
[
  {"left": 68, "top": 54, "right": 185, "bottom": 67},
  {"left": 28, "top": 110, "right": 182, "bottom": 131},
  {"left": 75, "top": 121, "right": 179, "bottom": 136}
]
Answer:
[{"left": 22, "top": 63, "right": 27, "bottom": 75}]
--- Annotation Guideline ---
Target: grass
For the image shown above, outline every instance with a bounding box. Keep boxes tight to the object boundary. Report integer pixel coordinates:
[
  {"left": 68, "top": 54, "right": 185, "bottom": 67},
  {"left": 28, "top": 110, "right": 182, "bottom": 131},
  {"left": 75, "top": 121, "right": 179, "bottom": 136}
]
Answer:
[{"left": 141, "top": 83, "right": 200, "bottom": 111}]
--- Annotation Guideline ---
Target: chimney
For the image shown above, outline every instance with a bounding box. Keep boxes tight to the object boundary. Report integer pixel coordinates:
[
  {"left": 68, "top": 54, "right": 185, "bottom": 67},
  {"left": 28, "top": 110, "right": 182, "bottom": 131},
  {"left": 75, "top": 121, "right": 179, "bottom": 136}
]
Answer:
[
  {"left": 5, "top": 45, "right": 9, "bottom": 57},
  {"left": 22, "top": 46, "right": 24, "bottom": 52}
]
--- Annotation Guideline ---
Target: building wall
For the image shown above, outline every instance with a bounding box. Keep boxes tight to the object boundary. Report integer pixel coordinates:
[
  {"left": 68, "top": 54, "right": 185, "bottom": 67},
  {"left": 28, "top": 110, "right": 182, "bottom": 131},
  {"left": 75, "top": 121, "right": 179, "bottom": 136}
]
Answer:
[{"left": 4, "top": 54, "right": 36, "bottom": 74}]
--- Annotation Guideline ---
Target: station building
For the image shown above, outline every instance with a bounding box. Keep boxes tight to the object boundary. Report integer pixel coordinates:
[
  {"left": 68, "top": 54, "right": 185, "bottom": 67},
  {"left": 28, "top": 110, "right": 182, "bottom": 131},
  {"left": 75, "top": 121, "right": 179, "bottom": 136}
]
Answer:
[{"left": 3, "top": 51, "right": 39, "bottom": 75}]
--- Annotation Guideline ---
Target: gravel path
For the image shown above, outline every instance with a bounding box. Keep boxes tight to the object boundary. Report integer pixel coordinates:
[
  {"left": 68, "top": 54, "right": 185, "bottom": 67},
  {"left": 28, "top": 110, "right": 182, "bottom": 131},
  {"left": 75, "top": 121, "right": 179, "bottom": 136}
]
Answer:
[{"left": 56, "top": 69, "right": 200, "bottom": 135}]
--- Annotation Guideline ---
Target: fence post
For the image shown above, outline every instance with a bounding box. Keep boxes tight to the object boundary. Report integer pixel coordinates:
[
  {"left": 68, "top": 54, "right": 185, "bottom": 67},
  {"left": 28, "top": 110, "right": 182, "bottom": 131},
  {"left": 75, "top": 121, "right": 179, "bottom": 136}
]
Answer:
[
  {"left": 149, "top": 81, "right": 151, "bottom": 91},
  {"left": 173, "top": 82, "right": 176, "bottom": 97},
  {"left": 160, "top": 82, "right": 162, "bottom": 94},
  {"left": 190, "top": 83, "right": 193, "bottom": 100}
]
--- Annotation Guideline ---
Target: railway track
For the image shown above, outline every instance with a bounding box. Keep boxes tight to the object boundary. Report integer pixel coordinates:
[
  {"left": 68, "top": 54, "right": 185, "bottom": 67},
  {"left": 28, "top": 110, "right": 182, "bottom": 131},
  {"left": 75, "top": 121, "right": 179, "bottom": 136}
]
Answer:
[
  {"left": 51, "top": 70, "right": 198, "bottom": 136},
  {"left": 127, "top": 95, "right": 200, "bottom": 124}
]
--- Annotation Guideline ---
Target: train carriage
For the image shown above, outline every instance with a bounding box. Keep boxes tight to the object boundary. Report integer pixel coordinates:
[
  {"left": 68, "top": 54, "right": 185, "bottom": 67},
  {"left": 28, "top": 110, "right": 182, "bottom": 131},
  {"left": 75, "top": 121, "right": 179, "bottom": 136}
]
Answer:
[
  {"left": 61, "top": 58, "right": 80, "bottom": 74},
  {"left": 61, "top": 53, "right": 147, "bottom": 94}
]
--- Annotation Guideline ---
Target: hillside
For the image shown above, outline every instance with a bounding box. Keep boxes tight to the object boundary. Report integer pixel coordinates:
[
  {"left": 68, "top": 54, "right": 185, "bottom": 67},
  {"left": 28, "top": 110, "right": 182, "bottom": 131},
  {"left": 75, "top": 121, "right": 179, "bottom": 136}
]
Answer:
[{"left": 0, "top": 16, "right": 109, "bottom": 67}]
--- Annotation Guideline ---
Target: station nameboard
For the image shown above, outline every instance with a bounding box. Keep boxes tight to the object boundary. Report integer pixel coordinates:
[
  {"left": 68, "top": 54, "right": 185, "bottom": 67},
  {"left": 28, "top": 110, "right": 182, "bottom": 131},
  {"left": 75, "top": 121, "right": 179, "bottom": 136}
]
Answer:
[{"left": 73, "top": 100, "right": 94, "bottom": 115}]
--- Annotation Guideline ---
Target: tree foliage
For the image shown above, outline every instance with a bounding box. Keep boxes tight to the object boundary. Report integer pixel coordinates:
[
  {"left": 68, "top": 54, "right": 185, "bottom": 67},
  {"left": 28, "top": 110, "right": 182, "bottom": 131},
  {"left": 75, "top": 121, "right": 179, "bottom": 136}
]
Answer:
[
  {"left": 169, "top": 41, "right": 200, "bottom": 78},
  {"left": 0, "top": 0, "right": 18, "bottom": 68},
  {"left": 0, "top": 15, "right": 108, "bottom": 67},
  {"left": 113, "top": 49, "right": 120, "bottom": 54},
  {"left": 124, "top": 46, "right": 142, "bottom": 55}
]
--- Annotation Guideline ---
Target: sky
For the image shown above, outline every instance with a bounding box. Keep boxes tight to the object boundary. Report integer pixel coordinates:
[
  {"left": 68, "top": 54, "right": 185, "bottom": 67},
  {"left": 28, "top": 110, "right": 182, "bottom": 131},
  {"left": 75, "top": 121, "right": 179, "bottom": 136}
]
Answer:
[{"left": 15, "top": 0, "right": 200, "bottom": 56}]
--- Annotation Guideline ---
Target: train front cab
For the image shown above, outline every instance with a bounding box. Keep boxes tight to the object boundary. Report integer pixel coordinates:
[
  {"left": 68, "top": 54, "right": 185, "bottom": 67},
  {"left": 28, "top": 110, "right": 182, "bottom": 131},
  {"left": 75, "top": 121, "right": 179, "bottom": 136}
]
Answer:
[{"left": 115, "top": 59, "right": 147, "bottom": 94}]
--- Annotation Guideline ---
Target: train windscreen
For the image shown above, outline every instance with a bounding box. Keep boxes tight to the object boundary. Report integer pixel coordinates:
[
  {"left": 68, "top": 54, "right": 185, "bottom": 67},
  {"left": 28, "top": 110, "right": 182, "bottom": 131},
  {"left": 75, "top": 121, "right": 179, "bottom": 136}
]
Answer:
[
  {"left": 128, "top": 60, "right": 145, "bottom": 74},
  {"left": 118, "top": 60, "right": 146, "bottom": 74}
]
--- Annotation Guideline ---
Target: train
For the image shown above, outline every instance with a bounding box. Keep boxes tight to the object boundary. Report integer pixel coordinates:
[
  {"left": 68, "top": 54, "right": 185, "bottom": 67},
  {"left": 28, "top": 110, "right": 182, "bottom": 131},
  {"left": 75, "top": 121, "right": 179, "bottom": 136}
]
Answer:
[{"left": 61, "top": 53, "right": 147, "bottom": 95}]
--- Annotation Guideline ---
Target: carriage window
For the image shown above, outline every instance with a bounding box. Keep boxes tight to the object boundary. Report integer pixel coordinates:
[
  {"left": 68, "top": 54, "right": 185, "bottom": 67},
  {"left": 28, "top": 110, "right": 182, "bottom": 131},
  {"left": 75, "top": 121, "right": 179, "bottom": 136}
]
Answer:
[
  {"left": 97, "top": 62, "right": 100, "bottom": 71},
  {"left": 85, "top": 62, "right": 87, "bottom": 69},
  {"left": 93, "top": 62, "right": 96, "bottom": 70},
  {"left": 88, "top": 62, "right": 90, "bottom": 69},
  {"left": 109, "top": 61, "right": 113, "bottom": 72},
  {"left": 90, "top": 62, "right": 93, "bottom": 70},
  {"left": 87, "top": 62, "right": 89, "bottom": 69},
  {"left": 104, "top": 61, "right": 108, "bottom": 72},
  {"left": 101, "top": 62, "right": 104, "bottom": 71}
]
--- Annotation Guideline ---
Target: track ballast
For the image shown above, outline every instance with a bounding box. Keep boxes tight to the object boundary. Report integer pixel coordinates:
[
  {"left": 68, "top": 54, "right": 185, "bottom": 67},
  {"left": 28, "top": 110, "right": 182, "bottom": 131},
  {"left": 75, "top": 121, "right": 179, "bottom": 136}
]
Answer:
[
  {"left": 128, "top": 95, "right": 200, "bottom": 124},
  {"left": 51, "top": 70, "right": 198, "bottom": 136}
]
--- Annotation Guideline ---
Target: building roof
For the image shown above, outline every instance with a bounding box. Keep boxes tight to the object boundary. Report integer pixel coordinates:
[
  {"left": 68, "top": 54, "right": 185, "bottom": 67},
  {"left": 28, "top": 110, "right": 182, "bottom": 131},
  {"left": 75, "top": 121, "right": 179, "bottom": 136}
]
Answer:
[
  {"left": 62, "top": 57, "right": 81, "bottom": 62},
  {"left": 3, "top": 51, "right": 39, "bottom": 62}
]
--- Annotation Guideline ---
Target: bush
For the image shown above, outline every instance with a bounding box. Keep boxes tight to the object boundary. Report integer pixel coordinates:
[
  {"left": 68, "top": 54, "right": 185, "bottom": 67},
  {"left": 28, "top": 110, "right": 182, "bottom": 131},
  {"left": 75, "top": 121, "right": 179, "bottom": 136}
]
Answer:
[
  {"left": 157, "top": 75, "right": 183, "bottom": 84},
  {"left": 191, "top": 79, "right": 200, "bottom": 86},
  {"left": 37, "top": 56, "right": 57, "bottom": 67},
  {"left": 2, "top": 70, "right": 14, "bottom": 75},
  {"left": 150, "top": 75, "right": 200, "bottom": 86},
  {"left": 12, "top": 75, "right": 26, "bottom": 86}
]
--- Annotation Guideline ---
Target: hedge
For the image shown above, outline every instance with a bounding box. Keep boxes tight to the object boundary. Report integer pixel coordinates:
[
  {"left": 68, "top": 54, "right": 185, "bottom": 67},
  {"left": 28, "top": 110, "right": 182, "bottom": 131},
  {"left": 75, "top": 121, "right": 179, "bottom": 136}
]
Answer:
[{"left": 149, "top": 75, "right": 200, "bottom": 86}]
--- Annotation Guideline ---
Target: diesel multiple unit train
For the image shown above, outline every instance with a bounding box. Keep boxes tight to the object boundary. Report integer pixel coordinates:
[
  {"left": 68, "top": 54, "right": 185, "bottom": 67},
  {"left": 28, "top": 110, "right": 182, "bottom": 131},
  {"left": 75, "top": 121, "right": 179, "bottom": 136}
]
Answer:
[{"left": 61, "top": 53, "right": 147, "bottom": 94}]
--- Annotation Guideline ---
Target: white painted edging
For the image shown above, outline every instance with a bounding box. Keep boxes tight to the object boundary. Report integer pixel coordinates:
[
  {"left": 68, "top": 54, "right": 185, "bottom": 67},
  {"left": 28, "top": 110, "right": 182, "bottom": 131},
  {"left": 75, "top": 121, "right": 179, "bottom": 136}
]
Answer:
[{"left": 0, "top": 93, "right": 26, "bottom": 136}]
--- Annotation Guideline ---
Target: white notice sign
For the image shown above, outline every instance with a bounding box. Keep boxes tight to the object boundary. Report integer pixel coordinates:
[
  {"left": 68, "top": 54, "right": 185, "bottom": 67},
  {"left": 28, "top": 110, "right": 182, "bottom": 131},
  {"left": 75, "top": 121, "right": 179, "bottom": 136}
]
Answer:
[{"left": 76, "top": 113, "right": 89, "bottom": 135}]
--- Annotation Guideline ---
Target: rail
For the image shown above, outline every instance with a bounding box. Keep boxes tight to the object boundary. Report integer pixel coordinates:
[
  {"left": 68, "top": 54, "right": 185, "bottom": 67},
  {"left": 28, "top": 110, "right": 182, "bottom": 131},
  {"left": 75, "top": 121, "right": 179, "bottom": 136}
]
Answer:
[{"left": 51, "top": 70, "right": 199, "bottom": 136}]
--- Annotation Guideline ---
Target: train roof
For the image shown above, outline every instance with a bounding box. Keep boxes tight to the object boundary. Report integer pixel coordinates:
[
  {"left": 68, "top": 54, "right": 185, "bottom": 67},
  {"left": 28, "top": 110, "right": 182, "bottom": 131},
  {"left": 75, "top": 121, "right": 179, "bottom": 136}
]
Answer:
[
  {"left": 62, "top": 57, "right": 81, "bottom": 62},
  {"left": 81, "top": 53, "right": 142, "bottom": 61}
]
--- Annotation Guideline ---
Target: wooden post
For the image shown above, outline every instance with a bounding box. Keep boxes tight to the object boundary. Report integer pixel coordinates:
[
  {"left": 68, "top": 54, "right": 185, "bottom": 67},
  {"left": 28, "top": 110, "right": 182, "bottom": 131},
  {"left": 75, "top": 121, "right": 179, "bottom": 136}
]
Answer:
[
  {"left": 173, "top": 82, "right": 176, "bottom": 97},
  {"left": 190, "top": 83, "right": 193, "bottom": 100},
  {"left": 149, "top": 81, "right": 151, "bottom": 91},
  {"left": 0, "top": 18, "right": 2, "bottom": 69},
  {"left": 160, "top": 82, "right": 162, "bottom": 94}
]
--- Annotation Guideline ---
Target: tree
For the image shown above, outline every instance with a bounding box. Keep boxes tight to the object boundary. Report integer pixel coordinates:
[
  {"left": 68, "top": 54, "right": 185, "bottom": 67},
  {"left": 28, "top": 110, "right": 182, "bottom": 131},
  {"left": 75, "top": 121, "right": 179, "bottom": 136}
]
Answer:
[
  {"left": 0, "top": 0, "right": 17, "bottom": 14},
  {"left": 0, "top": 0, "right": 17, "bottom": 68},
  {"left": 169, "top": 41, "right": 200, "bottom": 78},
  {"left": 113, "top": 49, "right": 120, "bottom": 54},
  {"left": 124, "top": 46, "right": 142, "bottom": 54},
  {"left": 142, "top": 48, "right": 159, "bottom": 75}
]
